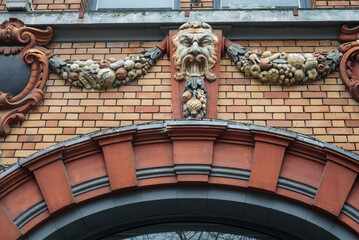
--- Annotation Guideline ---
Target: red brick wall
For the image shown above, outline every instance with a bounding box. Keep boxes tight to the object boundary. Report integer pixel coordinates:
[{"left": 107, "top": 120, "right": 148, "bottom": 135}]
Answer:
[
  {"left": 0, "top": 0, "right": 6, "bottom": 11},
  {"left": 1, "top": 39, "right": 359, "bottom": 164},
  {"left": 32, "top": 0, "right": 81, "bottom": 11},
  {"left": 181, "top": 0, "right": 213, "bottom": 9},
  {"left": 0, "top": 41, "right": 172, "bottom": 164},
  {"left": 315, "top": 0, "right": 359, "bottom": 7},
  {"left": 0, "top": 0, "right": 82, "bottom": 11},
  {"left": 218, "top": 40, "right": 359, "bottom": 152}
]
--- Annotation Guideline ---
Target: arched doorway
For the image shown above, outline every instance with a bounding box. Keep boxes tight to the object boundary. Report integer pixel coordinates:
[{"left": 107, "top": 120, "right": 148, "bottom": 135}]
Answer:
[{"left": 0, "top": 120, "right": 358, "bottom": 239}]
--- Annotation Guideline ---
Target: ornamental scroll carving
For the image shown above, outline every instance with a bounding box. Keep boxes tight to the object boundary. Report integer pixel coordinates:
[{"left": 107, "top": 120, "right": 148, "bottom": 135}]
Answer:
[
  {"left": 338, "top": 25, "right": 359, "bottom": 102},
  {"left": 0, "top": 17, "right": 53, "bottom": 136}
]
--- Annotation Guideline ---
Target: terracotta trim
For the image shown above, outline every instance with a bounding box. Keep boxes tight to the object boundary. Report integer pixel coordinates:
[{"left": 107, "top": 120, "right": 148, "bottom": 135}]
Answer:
[
  {"left": 1, "top": 120, "right": 359, "bottom": 237},
  {"left": 13, "top": 201, "right": 47, "bottom": 228},
  {"left": 0, "top": 206, "right": 22, "bottom": 240},
  {"left": 314, "top": 161, "right": 358, "bottom": 216},
  {"left": 136, "top": 167, "right": 175, "bottom": 180},
  {"left": 326, "top": 150, "right": 359, "bottom": 173},
  {"left": 342, "top": 203, "right": 359, "bottom": 224},
  {"left": 62, "top": 141, "right": 101, "bottom": 163},
  {"left": 94, "top": 130, "right": 136, "bottom": 146},
  {"left": 22, "top": 148, "right": 64, "bottom": 172},
  {"left": 0, "top": 170, "right": 32, "bottom": 198},
  {"left": 277, "top": 177, "right": 317, "bottom": 198},
  {"left": 71, "top": 176, "right": 110, "bottom": 196},
  {"left": 101, "top": 139, "right": 137, "bottom": 190},
  {"left": 32, "top": 160, "right": 75, "bottom": 213},
  {"left": 252, "top": 131, "right": 293, "bottom": 147},
  {"left": 249, "top": 141, "right": 287, "bottom": 192},
  {"left": 0, "top": 17, "right": 53, "bottom": 136}
]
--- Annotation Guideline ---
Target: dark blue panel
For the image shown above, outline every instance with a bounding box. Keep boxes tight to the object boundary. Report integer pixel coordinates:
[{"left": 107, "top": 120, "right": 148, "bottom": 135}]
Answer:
[{"left": 0, "top": 54, "right": 31, "bottom": 97}]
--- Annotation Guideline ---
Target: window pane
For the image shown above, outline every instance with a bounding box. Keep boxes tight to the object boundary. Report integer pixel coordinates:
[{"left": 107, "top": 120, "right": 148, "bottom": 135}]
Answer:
[
  {"left": 98, "top": 0, "right": 173, "bottom": 9},
  {"left": 222, "top": 0, "right": 300, "bottom": 9},
  {"left": 100, "top": 222, "right": 279, "bottom": 239}
]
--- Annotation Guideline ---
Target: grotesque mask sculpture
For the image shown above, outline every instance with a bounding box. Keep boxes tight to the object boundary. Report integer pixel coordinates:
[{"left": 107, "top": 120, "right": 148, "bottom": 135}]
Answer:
[{"left": 172, "top": 21, "right": 218, "bottom": 119}]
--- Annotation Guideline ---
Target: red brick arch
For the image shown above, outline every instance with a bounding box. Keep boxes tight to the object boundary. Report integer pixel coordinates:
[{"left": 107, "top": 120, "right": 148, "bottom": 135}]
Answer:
[{"left": 0, "top": 120, "right": 359, "bottom": 239}]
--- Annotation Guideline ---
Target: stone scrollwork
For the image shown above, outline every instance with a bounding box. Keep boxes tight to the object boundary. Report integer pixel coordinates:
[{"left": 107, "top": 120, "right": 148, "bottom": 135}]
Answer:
[
  {"left": 0, "top": 17, "right": 53, "bottom": 136},
  {"left": 224, "top": 38, "right": 342, "bottom": 86},
  {"left": 172, "top": 21, "right": 218, "bottom": 118},
  {"left": 338, "top": 25, "right": 359, "bottom": 103},
  {"left": 50, "top": 37, "right": 168, "bottom": 90}
]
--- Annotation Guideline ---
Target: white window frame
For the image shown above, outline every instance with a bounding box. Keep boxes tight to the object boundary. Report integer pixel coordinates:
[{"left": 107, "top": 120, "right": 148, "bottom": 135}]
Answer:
[
  {"left": 215, "top": 0, "right": 311, "bottom": 9},
  {"left": 88, "top": 0, "right": 180, "bottom": 10}
]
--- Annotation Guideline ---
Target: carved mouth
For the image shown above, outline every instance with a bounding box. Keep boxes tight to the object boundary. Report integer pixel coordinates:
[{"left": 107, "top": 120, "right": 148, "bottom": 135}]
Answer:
[
  {"left": 182, "top": 54, "right": 206, "bottom": 77},
  {"left": 174, "top": 54, "right": 217, "bottom": 82}
]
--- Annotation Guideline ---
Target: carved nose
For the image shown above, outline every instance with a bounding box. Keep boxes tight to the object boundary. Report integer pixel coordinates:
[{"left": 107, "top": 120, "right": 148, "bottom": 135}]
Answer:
[{"left": 189, "top": 42, "right": 200, "bottom": 55}]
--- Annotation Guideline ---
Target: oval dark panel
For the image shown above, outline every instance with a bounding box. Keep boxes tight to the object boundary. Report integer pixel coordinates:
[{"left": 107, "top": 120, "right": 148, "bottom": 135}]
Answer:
[{"left": 0, "top": 54, "right": 31, "bottom": 97}]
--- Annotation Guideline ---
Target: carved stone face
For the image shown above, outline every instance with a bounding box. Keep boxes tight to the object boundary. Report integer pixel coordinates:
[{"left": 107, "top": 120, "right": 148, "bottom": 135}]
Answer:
[{"left": 173, "top": 22, "right": 218, "bottom": 81}]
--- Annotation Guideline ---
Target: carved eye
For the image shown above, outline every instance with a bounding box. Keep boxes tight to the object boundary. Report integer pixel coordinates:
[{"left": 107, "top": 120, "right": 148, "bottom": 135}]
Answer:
[
  {"left": 181, "top": 39, "right": 191, "bottom": 46},
  {"left": 201, "top": 40, "right": 212, "bottom": 46}
]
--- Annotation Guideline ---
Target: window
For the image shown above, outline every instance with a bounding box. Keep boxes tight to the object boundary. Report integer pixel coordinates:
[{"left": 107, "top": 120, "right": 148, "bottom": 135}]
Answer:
[
  {"left": 217, "top": 0, "right": 310, "bottom": 9},
  {"left": 100, "top": 222, "right": 278, "bottom": 240},
  {"left": 87, "top": 0, "right": 180, "bottom": 10}
]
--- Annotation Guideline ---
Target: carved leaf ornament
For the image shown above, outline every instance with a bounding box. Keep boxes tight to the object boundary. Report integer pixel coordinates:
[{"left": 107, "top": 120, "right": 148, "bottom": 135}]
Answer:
[{"left": 1, "top": 19, "right": 359, "bottom": 135}]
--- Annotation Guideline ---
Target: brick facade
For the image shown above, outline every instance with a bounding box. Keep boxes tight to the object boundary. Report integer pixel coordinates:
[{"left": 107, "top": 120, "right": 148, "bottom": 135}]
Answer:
[
  {"left": 1, "top": 39, "right": 359, "bottom": 164},
  {"left": 315, "top": 0, "right": 359, "bottom": 7},
  {"left": 180, "top": 0, "right": 213, "bottom": 9},
  {"left": 0, "top": 1, "right": 359, "bottom": 163}
]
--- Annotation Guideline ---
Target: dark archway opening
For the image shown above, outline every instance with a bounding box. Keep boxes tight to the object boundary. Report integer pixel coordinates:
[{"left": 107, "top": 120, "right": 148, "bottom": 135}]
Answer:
[{"left": 27, "top": 186, "right": 354, "bottom": 240}]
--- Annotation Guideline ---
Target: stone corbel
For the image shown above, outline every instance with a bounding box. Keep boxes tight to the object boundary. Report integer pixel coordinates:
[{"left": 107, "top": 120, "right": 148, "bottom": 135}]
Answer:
[{"left": 0, "top": 17, "right": 53, "bottom": 136}]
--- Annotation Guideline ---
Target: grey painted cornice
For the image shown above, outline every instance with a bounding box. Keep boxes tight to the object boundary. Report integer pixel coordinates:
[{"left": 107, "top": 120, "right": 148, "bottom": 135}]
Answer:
[{"left": 1, "top": 9, "right": 359, "bottom": 41}]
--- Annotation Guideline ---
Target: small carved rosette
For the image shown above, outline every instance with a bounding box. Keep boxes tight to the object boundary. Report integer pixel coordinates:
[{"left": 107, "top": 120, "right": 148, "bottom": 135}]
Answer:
[
  {"left": 0, "top": 18, "right": 53, "bottom": 136},
  {"left": 172, "top": 21, "right": 218, "bottom": 119}
]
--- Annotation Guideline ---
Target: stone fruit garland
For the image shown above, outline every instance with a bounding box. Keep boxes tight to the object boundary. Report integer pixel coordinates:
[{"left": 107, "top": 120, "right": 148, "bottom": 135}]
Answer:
[
  {"left": 49, "top": 46, "right": 163, "bottom": 90},
  {"left": 224, "top": 39, "right": 343, "bottom": 85}
]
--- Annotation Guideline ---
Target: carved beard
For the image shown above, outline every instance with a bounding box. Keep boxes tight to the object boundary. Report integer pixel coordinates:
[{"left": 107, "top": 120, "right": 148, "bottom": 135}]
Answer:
[{"left": 175, "top": 44, "right": 215, "bottom": 71}]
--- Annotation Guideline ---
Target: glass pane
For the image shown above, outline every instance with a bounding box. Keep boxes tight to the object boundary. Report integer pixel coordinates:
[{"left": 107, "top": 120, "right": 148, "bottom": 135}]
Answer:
[
  {"left": 100, "top": 222, "right": 279, "bottom": 240},
  {"left": 98, "top": 0, "right": 173, "bottom": 9},
  {"left": 222, "top": 0, "right": 299, "bottom": 9}
]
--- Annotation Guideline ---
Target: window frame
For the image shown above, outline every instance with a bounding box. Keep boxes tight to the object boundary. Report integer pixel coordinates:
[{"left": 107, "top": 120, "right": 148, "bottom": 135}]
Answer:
[
  {"left": 214, "top": 0, "right": 311, "bottom": 9},
  {"left": 87, "top": 0, "right": 181, "bottom": 11}
]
